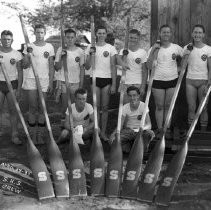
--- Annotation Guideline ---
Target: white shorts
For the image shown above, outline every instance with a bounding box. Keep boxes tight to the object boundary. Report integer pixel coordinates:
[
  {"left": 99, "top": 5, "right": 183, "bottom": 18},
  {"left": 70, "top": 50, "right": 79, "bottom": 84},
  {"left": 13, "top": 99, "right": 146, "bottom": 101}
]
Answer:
[{"left": 22, "top": 78, "right": 49, "bottom": 92}]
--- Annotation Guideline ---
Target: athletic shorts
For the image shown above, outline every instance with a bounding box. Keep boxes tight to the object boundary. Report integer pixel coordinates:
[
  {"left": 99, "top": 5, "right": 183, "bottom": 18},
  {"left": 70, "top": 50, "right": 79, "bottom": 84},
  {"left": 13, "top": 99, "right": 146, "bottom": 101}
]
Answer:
[
  {"left": 22, "top": 78, "right": 49, "bottom": 92},
  {"left": 186, "top": 78, "right": 207, "bottom": 88},
  {"left": 90, "top": 77, "right": 112, "bottom": 89},
  {"left": 0, "top": 80, "right": 18, "bottom": 95},
  {"left": 152, "top": 78, "right": 178, "bottom": 89},
  {"left": 60, "top": 81, "right": 79, "bottom": 94}
]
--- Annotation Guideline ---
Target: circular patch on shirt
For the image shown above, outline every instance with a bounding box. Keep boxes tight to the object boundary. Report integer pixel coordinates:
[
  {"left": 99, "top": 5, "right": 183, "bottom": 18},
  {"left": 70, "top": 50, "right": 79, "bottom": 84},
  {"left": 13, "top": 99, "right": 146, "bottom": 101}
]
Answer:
[
  {"left": 0, "top": 55, "right": 3, "bottom": 59},
  {"left": 75, "top": 56, "right": 80, "bottom": 63},
  {"left": 10, "top": 58, "right": 16, "bottom": 65},
  {"left": 201, "top": 54, "right": 207, "bottom": 61},
  {"left": 135, "top": 58, "right": 141, "bottom": 64},
  {"left": 137, "top": 115, "right": 142, "bottom": 120},
  {"left": 103, "top": 51, "right": 109, "bottom": 57},
  {"left": 43, "top": 51, "right": 49, "bottom": 58},
  {"left": 172, "top": 53, "right": 177, "bottom": 60}
]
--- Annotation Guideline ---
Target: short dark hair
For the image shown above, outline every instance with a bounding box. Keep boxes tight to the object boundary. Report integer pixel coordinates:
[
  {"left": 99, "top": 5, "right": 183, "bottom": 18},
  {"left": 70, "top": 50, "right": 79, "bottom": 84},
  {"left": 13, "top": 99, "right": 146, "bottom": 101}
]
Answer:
[
  {"left": 74, "top": 88, "right": 88, "bottom": 97},
  {"left": 64, "top": 28, "right": 76, "bottom": 36},
  {"left": 126, "top": 86, "right": 140, "bottom": 95},
  {"left": 192, "top": 24, "right": 205, "bottom": 33},
  {"left": 95, "top": 25, "right": 107, "bottom": 33},
  {"left": 34, "top": 24, "right": 46, "bottom": 32},
  {"left": 1, "top": 30, "right": 13, "bottom": 37},
  {"left": 129, "top": 29, "right": 140, "bottom": 37},
  {"left": 159, "top": 24, "right": 171, "bottom": 32}
]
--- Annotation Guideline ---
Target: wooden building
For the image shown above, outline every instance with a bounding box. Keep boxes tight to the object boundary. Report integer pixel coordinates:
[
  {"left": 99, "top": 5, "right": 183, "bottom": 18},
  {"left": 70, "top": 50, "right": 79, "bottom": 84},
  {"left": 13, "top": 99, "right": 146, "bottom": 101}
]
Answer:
[
  {"left": 151, "top": 0, "right": 211, "bottom": 151},
  {"left": 151, "top": 0, "right": 211, "bottom": 46}
]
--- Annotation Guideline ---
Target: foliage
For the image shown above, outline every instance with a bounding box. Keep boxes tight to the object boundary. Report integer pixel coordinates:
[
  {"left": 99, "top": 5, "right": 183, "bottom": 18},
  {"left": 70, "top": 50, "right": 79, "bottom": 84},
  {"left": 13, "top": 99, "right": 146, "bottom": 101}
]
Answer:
[{"left": 1, "top": 0, "right": 150, "bottom": 47}]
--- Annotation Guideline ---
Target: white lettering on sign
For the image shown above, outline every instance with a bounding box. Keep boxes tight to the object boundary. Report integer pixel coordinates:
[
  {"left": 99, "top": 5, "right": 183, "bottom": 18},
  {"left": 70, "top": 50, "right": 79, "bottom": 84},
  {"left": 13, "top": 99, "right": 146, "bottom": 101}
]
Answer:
[
  {"left": 72, "top": 169, "right": 81, "bottom": 179},
  {"left": 161, "top": 177, "right": 173, "bottom": 187},
  {"left": 109, "top": 170, "right": 118, "bottom": 180},
  {"left": 56, "top": 171, "right": 65, "bottom": 180},
  {"left": 144, "top": 173, "right": 155, "bottom": 184},
  {"left": 94, "top": 168, "right": 103, "bottom": 178},
  {"left": 38, "top": 172, "right": 47, "bottom": 181},
  {"left": 126, "top": 171, "right": 136, "bottom": 181}
]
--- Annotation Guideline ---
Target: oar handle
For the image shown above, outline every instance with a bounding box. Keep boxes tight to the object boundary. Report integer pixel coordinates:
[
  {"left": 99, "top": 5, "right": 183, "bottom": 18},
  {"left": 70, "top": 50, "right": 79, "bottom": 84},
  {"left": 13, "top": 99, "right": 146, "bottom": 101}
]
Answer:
[
  {"left": 90, "top": 15, "right": 98, "bottom": 130},
  {"left": 186, "top": 84, "right": 211, "bottom": 142},
  {"left": 116, "top": 17, "right": 130, "bottom": 134},
  {"left": 19, "top": 15, "right": 54, "bottom": 141},
  {"left": 60, "top": 0, "right": 75, "bottom": 134},
  {"left": 0, "top": 64, "right": 33, "bottom": 145},
  {"left": 140, "top": 47, "right": 159, "bottom": 129},
  {"left": 162, "top": 50, "right": 191, "bottom": 134}
]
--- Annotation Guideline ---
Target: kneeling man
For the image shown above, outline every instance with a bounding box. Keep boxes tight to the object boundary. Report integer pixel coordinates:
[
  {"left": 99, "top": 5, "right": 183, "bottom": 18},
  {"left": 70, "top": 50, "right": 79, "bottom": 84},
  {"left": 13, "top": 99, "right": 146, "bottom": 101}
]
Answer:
[{"left": 110, "top": 86, "right": 154, "bottom": 153}]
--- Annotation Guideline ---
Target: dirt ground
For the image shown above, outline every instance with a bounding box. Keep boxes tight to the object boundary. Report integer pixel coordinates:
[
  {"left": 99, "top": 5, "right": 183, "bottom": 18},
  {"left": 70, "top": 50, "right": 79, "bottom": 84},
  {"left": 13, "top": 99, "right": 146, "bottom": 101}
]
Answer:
[{"left": 0, "top": 110, "right": 211, "bottom": 210}]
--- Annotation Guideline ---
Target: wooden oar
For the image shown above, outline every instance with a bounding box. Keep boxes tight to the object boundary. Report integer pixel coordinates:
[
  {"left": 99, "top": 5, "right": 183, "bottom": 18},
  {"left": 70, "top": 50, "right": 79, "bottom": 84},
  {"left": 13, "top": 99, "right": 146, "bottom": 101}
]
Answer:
[
  {"left": 60, "top": 0, "right": 87, "bottom": 196},
  {"left": 105, "top": 17, "right": 130, "bottom": 197},
  {"left": 90, "top": 15, "right": 105, "bottom": 196},
  {"left": 19, "top": 15, "right": 69, "bottom": 198},
  {"left": 121, "top": 43, "right": 160, "bottom": 199},
  {"left": 137, "top": 44, "right": 193, "bottom": 202},
  {"left": 155, "top": 80, "right": 211, "bottom": 206},
  {"left": 0, "top": 63, "right": 54, "bottom": 200}
]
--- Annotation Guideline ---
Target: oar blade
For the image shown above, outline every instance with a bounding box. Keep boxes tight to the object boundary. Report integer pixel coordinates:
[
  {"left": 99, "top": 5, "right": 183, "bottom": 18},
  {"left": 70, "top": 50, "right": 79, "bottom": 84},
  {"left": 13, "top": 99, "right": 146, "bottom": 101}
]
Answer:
[
  {"left": 27, "top": 141, "right": 55, "bottom": 199},
  {"left": 69, "top": 136, "right": 87, "bottom": 196},
  {"left": 155, "top": 142, "right": 188, "bottom": 206},
  {"left": 137, "top": 136, "right": 165, "bottom": 202},
  {"left": 47, "top": 140, "right": 69, "bottom": 197},
  {"left": 121, "top": 130, "right": 144, "bottom": 199},
  {"left": 90, "top": 130, "right": 105, "bottom": 196},
  {"left": 105, "top": 133, "right": 122, "bottom": 197}
]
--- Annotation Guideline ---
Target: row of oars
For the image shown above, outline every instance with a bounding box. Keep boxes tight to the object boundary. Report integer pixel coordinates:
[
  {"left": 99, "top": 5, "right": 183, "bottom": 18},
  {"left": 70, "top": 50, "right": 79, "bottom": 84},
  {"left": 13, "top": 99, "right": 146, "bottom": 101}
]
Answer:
[{"left": 1, "top": 11, "right": 210, "bottom": 207}]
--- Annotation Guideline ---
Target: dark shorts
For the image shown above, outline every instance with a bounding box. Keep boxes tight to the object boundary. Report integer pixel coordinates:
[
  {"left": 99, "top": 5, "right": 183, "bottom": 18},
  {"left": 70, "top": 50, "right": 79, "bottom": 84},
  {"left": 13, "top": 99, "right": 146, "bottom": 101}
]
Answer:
[
  {"left": 90, "top": 77, "right": 112, "bottom": 89},
  {"left": 152, "top": 78, "right": 178, "bottom": 89},
  {"left": 0, "top": 80, "right": 18, "bottom": 95}
]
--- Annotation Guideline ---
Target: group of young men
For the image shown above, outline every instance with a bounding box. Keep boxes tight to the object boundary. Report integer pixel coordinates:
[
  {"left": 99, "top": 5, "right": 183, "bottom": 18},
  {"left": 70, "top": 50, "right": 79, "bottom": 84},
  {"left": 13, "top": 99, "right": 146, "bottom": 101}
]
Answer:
[{"left": 0, "top": 23, "right": 155, "bottom": 154}]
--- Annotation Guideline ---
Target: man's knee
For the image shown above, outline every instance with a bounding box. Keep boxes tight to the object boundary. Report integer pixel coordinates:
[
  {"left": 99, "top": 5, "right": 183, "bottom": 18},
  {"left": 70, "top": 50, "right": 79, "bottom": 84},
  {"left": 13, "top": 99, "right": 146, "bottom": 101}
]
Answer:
[{"left": 28, "top": 112, "right": 36, "bottom": 126}]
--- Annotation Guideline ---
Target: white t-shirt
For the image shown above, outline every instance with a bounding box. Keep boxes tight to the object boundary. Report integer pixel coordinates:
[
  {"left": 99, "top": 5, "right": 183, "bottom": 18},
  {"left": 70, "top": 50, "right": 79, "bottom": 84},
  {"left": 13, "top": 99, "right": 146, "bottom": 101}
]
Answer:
[
  {"left": 23, "top": 42, "right": 55, "bottom": 79},
  {"left": 185, "top": 44, "right": 211, "bottom": 80},
  {"left": 148, "top": 43, "right": 183, "bottom": 81},
  {"left": 0, "top": 49, "right": 22, "bottom": 81},
  {"left": 66, "top": 102, "right": 94, "bottom": 128},
  {"left": 55, "top": 47, "right": 84, "bottom": 83},
  {"left": 122, "top": 101, "right": 149, "bottom": 130},
  {"left": 120, "top": 48, "right": 147, "bottom": 84},
  {"left": 85, "top": 43, "right": 117, "bottom": 78}
]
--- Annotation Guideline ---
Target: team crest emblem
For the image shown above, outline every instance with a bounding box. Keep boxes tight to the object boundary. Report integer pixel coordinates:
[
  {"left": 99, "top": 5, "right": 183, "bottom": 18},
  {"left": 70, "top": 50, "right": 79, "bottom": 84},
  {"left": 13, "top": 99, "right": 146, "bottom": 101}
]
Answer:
[
  {"left": 137, "top": 115, "right": 142, "bottom": 120},
  {"left": 103, "top": 51, "right": 109, "bottom": 57},
  {"left": 201, "top": 54, "right": 207, "bottom": 61},
  {"left": 43, "top": 51, "right": 49, "bottom": 58},
  {"left": 172, "top": 53, "right": 177, "bottom": 60},
  {"left": 75, "top": 56, "right": 80, "bottom": 63},
  {"left": 10, "top": 58, "right": 16, "bottom": 65},
  {"left": 135, "top": 58, "right": 141, "bottom": 64}
]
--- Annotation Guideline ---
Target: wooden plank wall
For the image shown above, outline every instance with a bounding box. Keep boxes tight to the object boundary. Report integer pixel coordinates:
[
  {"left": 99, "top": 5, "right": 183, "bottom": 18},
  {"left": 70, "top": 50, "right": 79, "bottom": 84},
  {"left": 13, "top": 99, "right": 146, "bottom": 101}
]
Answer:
[{"left": 151, "top": 0, "right": 211, "bottom": 46}]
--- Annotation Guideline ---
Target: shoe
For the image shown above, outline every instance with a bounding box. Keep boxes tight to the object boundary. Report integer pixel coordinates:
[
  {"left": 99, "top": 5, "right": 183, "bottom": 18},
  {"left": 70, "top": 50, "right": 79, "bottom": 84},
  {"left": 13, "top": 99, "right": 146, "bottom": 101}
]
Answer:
[{"left": 12, "top": 133, "right": 22, "bottom": 145}]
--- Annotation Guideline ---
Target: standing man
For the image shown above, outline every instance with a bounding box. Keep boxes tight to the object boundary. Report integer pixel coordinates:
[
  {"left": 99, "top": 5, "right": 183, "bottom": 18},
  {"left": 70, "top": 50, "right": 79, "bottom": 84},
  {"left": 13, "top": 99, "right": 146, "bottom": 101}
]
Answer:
[
  {"left": 0, "top": 30, "right": 23, "bottom": 144},
  {"left": 109, "top": 86, "right": 154, "bottom": 153},
  {"left": 22, "top": 24, "right": 55, "bottom": 145},
  {"left": 55, "top": 29, "right": 85, "bottom": 117},
  {"left": 119, "top": 29, "right": 148, "bottom": 104}
]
